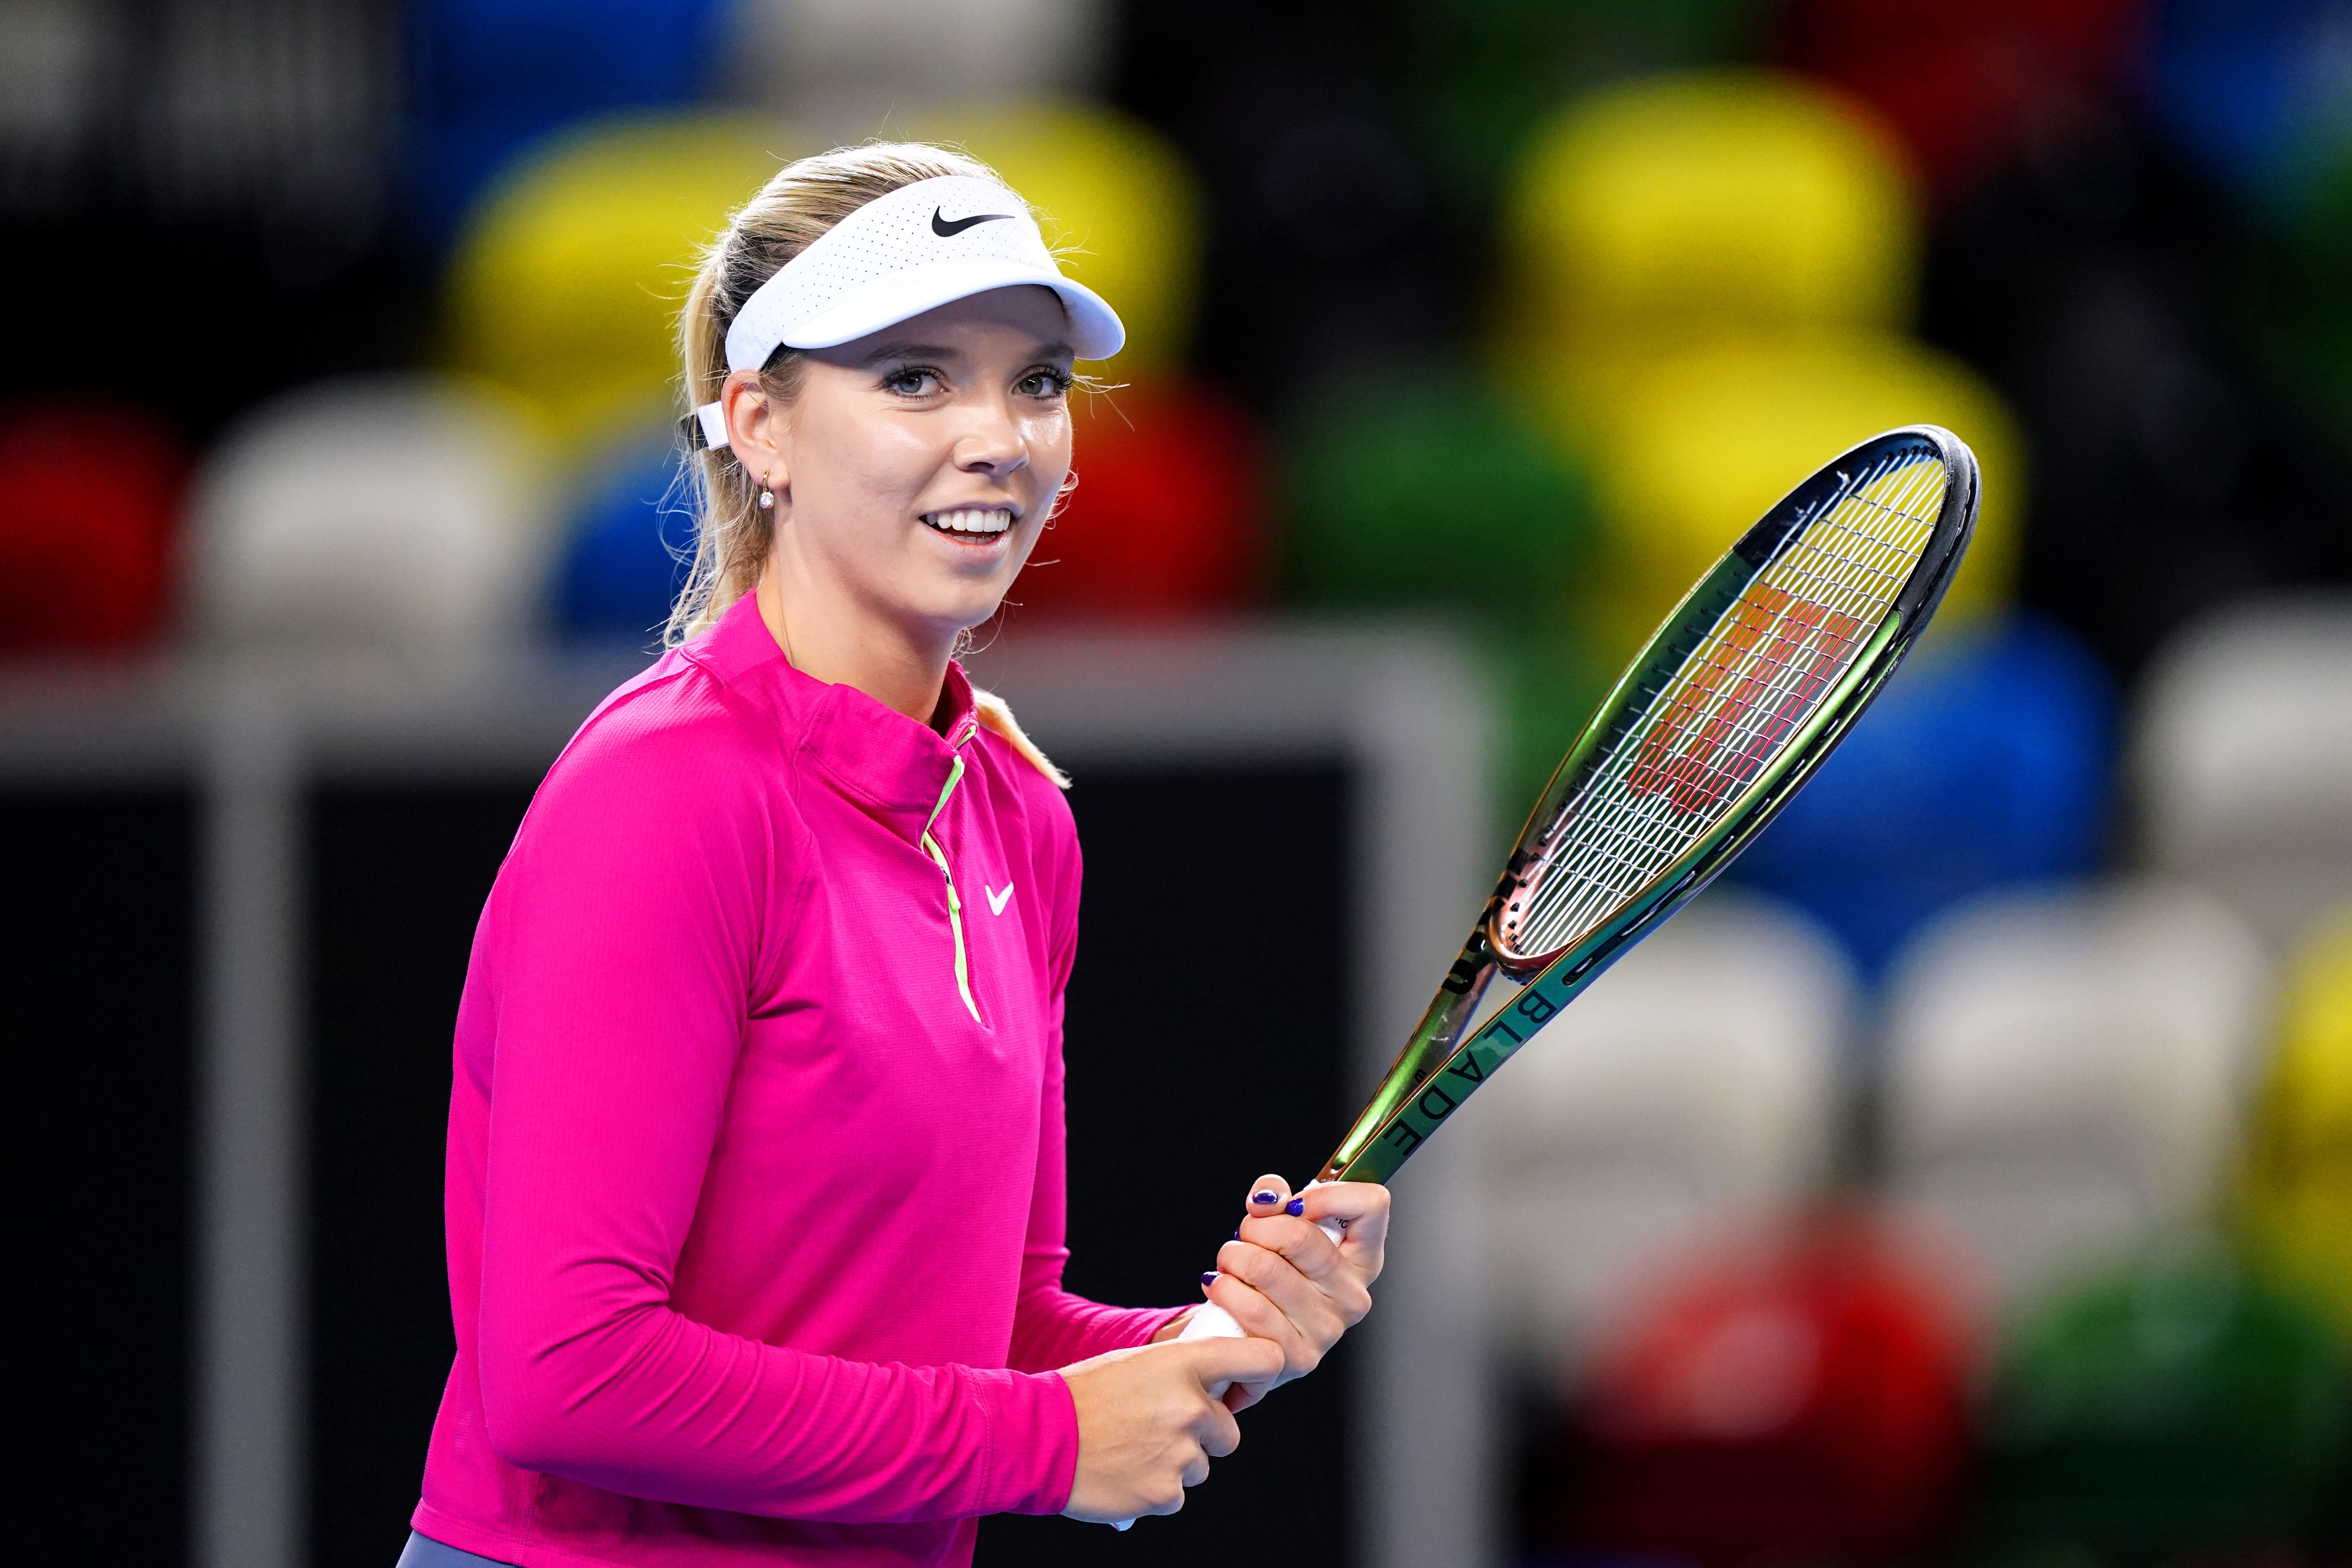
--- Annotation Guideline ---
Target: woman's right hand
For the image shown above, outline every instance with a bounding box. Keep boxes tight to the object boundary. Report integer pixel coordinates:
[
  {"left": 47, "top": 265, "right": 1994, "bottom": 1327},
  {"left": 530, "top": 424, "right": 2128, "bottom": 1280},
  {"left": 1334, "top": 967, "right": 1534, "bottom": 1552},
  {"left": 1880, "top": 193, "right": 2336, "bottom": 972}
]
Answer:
[{"left": 1058, "top": 1337, "right": 1286, "bottom": 1523}]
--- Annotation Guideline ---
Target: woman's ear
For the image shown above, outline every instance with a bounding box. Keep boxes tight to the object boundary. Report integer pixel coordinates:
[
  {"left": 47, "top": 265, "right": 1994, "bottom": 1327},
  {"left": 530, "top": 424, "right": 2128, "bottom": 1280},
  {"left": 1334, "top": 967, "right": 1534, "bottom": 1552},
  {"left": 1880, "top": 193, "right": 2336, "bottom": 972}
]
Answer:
[
  {"left": 721, "top": 369, "right": 788, "bottom": 477},
  {"left": 1046, "top": 465, "right": 1080, "bottom": 523}
]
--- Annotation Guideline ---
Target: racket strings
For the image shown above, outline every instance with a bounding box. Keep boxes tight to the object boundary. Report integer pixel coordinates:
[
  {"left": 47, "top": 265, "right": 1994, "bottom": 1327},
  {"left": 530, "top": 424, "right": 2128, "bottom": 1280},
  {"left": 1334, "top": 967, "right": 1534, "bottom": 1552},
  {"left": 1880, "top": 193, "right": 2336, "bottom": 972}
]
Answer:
[
  {"left": 1657, "top": 459, "right": 1944, "bottom": 796},
  {"left": 1499, "top": 446, "right": 1948, "bottom": 962}
]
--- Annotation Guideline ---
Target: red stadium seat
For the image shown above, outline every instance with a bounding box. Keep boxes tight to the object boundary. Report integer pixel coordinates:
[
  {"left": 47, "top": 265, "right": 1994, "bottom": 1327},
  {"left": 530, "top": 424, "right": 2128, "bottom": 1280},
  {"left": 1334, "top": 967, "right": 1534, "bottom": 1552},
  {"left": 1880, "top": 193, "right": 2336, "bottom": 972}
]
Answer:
[
  {"left": 1778, "top": 0, "right": 2144, "bottom": 201},
  {"left": 1543, "top": 1213, "right": 1976, "bottom": 1566},
  {"left": 1005, "top": 379, "right": 1264, "bottom": 621},
  {"left": 0, "top": 403, "right": 188, "bottom": 655}
]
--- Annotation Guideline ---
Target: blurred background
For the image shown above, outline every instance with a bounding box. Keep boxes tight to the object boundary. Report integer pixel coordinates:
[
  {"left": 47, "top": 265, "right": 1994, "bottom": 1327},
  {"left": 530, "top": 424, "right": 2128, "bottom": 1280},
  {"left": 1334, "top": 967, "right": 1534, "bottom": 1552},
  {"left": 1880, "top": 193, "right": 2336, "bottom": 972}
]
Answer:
[{"left": 5, "top": 0, "right": 2352, "bottom": 1565}]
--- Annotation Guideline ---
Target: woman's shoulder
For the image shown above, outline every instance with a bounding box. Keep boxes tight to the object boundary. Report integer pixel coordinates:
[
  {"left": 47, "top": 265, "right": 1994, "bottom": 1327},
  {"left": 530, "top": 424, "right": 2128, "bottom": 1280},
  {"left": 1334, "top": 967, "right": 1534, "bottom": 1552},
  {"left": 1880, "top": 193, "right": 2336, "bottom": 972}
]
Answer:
[
  {"left": 530, "top": 649, "right": 800, "bottom": 834},
  {"left": 487, "top": 651, "right": 811, "bottom": 973}
]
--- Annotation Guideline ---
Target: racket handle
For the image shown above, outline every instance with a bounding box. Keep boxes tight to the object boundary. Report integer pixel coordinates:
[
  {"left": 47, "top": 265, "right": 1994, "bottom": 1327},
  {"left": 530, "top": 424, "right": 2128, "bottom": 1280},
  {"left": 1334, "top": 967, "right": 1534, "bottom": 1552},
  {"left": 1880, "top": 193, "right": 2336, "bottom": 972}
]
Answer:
[
  {"left": 1181, "top": 1182, "right": 1345, "bottom": 1343},
  {"left": 1108, "top": 1194, "right": 1344, "bottom": 1529},
  {"left": 1173, "top": 1302, "right": 1247, "bottom": 1342},
  {"left": 1173, "top": 1212, "right": 1346, "bottom": 1343}
]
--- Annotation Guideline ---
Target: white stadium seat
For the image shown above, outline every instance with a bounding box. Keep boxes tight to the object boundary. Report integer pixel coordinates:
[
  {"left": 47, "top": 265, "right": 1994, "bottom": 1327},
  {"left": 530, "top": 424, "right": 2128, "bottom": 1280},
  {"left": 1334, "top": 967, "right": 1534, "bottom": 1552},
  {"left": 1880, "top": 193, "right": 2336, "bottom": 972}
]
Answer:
[
  {"left": 1882, "top": 880, "right": 2271, "bottom": 1307},
  {"left": 1445, "top": 888, "right": 1852, "bottom": 1378},
  {"left": 723, "top": 0, "right": 1109, "bottom": 133},
  {"left": 2131, "top": 593, "right": 2352, "bottom": 950},
  {"left": 185, "top": 373, "right": 558, "bottom": 654}
]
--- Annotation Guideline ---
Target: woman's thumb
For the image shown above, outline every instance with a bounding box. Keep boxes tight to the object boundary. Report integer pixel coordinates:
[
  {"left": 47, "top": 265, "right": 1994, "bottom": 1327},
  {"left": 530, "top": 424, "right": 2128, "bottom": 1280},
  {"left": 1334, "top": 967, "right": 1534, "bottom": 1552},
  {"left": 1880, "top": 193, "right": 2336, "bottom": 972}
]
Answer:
[{"left": 1187, "top": 1334, "right": 1284, "bottom": 1394}]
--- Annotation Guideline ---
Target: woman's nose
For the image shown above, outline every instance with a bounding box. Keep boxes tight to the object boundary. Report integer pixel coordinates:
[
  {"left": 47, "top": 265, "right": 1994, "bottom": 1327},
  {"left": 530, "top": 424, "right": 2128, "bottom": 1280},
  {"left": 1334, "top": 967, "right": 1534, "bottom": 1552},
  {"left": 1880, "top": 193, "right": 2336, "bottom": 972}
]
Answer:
[{"left": 953, "top": 398, "right": 1029, "bottom": 474}]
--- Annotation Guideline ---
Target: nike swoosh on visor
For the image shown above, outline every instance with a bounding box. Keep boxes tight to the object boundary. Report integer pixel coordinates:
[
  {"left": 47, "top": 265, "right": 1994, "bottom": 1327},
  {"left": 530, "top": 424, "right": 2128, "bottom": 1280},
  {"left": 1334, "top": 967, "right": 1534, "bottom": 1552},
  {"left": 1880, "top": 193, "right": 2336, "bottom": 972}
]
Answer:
[{"left": 933, "top": 208, "right": 1015, "bottom": 237}]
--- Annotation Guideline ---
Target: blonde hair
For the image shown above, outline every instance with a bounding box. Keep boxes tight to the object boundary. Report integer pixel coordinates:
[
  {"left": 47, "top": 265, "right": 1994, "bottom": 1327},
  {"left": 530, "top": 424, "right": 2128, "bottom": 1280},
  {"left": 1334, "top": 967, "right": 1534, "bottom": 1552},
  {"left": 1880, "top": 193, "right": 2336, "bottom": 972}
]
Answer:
[{"left": 667, "top": 141, "right": 1010, "bottom": 647}]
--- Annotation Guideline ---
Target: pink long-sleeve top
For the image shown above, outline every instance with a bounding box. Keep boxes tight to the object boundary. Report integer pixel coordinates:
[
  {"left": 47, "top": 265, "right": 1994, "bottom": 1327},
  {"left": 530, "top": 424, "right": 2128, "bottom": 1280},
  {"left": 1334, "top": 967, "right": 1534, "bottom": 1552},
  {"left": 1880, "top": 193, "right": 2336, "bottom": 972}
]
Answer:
[{"left": 412, "top": 592, "right": 1184, "bottom": 1568}]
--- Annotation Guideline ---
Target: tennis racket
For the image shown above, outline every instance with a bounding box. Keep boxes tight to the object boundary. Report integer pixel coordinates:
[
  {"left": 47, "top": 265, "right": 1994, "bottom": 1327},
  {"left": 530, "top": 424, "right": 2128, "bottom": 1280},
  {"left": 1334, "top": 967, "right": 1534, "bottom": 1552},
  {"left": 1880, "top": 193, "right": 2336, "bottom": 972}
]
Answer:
[{"left": 1182, "top": 423, "right": 1978, "bottom": 1337}]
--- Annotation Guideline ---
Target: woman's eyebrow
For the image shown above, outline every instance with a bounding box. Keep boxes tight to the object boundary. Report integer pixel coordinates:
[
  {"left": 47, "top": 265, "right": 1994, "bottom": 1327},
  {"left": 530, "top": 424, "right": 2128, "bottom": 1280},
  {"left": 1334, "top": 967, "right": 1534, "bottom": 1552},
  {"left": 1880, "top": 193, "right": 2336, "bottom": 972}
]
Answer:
[
  {"left": 861, "top": 341, "right": 963, "bottom": 364},
  {"left": 859, "top": 339, "right": 1077, "bottom": 365}
]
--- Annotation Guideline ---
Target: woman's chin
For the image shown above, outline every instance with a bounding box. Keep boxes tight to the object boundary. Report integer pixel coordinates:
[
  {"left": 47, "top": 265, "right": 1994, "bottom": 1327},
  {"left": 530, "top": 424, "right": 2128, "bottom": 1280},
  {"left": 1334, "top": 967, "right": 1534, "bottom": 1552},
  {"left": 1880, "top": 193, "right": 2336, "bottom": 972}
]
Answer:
[
  {"left": 909, "top": 539, "right": 1029, "bottom": 615},
  {"left": 890, "top": 582, "right": 1014, "bottom": 645},
  {"left": 858, "top": 521, "right": 1033, "bottom": 641}
]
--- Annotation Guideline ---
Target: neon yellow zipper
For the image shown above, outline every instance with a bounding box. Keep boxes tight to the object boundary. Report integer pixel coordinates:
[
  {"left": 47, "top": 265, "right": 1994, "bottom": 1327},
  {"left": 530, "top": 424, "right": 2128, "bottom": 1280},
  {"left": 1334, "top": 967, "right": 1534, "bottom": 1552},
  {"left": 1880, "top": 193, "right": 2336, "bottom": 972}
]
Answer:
[{"left": 920, "top": 754, "right": 981, "bottom": 1023}]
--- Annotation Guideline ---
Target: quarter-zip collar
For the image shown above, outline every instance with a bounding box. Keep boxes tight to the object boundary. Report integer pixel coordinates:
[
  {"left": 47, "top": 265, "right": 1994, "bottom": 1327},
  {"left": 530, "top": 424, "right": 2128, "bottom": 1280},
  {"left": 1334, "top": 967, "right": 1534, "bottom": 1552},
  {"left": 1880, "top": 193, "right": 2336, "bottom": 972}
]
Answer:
[{"left": 686, "top": 592, "right": 980, "bottom": 847}]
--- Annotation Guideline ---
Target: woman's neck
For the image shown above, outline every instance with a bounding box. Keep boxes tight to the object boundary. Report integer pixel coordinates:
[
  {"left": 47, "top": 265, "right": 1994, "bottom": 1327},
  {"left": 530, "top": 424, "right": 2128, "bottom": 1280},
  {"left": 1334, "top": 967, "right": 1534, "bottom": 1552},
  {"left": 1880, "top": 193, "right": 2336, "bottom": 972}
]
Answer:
[{"left": 753, "top": 558, "right": 956, "bottom": 730}]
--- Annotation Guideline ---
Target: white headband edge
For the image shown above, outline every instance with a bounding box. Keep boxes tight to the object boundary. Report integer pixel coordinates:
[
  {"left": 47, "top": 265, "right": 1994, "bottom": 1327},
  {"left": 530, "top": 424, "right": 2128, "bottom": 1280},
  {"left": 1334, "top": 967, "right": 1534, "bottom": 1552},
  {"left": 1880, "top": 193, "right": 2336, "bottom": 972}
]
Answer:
[{"left": 694, "top": 402, "right": 730, "bottom": 451}]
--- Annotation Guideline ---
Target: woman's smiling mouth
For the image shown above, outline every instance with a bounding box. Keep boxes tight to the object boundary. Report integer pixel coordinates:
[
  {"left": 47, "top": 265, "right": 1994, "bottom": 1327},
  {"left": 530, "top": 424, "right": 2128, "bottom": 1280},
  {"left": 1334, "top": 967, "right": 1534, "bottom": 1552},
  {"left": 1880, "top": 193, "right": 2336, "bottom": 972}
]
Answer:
[{"left": 921, "top": 506, "right": 1018, "bottom": 540}]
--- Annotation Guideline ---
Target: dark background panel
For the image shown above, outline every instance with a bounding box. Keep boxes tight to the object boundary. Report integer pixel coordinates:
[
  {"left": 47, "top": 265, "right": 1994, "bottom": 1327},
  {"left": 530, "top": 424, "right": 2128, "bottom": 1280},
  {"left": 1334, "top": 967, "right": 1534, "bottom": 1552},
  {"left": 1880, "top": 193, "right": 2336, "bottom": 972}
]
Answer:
[
  {"left": 978, "top": 761, "right": 1357, "bottom": 1568},
  {"left": 306, "top": 782, "right": 537, "bottom": 1568},
  {"left": 4, "top": 788, "right": 196, "bottom": 1564},
  {"left": 298, "top": 760, "right": 1357, "bottom": 1568}
]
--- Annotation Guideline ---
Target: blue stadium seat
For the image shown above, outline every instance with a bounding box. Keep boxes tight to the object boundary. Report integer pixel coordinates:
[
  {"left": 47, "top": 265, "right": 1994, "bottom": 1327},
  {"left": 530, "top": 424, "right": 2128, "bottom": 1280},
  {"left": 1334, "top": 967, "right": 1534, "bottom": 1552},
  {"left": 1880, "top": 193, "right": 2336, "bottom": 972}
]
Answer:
[
  {"left": 2153, "top": 0, "right": 2348, "bottom": 200},
  {"left": 1729, "top": 611, "right": 2114, "bottom": 975},
  {"left": 550, "top": 437, "right": 694, "bottom": 644},
  {"left": 407, "top": 0, "right": 727, "bottom": 250}
]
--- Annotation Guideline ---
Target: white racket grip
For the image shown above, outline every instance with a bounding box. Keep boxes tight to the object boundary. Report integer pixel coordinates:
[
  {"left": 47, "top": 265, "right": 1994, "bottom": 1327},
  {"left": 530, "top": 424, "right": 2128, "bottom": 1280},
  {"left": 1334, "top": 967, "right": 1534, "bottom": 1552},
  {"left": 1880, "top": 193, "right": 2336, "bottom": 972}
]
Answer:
[
  {"left": 1181, "top": 1178, "right": 1345, "bottom": 1343},
  {"left": 1173, "top": 1209, "right": 1348, "bottom": 1343},
  {"left": 1172, "top": 1302, "right": 1247, "bottom": 1343},
  {"left": 1109, "top": 1187, "right": 1343, "bottom": 1529}
]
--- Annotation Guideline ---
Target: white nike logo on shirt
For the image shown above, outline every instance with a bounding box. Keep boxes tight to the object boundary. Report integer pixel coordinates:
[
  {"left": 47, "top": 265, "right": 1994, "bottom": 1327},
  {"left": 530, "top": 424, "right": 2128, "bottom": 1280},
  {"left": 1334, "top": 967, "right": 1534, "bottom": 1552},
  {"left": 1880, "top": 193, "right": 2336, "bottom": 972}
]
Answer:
[{"left": 986, "top": 883, "right": 1014, "bottom": 916}]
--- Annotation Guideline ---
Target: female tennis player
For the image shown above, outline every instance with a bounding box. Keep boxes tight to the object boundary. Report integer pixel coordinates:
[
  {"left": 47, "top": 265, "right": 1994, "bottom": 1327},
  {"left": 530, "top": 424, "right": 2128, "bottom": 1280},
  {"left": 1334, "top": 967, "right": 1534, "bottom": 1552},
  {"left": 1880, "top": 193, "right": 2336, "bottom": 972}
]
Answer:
[{"left": 397, "top": 145, "right": 1390, "bottom": 1568}]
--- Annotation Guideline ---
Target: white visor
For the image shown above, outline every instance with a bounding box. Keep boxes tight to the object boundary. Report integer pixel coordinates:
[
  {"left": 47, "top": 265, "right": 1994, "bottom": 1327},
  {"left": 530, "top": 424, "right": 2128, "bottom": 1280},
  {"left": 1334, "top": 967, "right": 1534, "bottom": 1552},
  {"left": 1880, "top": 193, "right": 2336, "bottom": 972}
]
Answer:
[{"left": 691, "top": 174, "right": 1124, "bottom": 451}]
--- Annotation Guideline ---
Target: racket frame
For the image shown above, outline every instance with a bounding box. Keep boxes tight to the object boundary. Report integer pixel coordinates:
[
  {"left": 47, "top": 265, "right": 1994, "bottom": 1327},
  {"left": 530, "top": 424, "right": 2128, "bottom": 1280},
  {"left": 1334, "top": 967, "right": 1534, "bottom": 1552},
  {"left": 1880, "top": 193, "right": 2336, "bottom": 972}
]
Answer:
[{"left": 1316, "top": 426, "right": 1980, "bottom": 1186}]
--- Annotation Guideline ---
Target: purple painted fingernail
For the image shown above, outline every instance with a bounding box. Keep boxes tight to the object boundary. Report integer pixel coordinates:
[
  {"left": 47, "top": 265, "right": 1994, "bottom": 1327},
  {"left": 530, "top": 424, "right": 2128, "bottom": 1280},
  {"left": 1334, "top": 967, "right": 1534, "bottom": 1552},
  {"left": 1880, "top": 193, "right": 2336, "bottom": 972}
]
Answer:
[
  {"left": 1231, "top": 1228, "right": 1240, "bottom": 1241},
  {"left": 1286, "top": 1198, "right": 1305, "bottom": 1216},
  {"left": 1252, "top": 1190, "right": 1279, "bottom": 1205},
  {"left": 1200, "top": 1271, "right": 1218, "bottom": 1288}
]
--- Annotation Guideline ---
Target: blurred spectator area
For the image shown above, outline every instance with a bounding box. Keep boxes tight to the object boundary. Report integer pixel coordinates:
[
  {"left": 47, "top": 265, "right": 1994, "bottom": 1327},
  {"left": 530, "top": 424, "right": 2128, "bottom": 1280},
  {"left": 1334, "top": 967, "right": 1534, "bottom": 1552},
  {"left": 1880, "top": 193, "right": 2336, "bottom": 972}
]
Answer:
[{"left": 6, "top": 4, "right": 2352, "bottom": 1568}]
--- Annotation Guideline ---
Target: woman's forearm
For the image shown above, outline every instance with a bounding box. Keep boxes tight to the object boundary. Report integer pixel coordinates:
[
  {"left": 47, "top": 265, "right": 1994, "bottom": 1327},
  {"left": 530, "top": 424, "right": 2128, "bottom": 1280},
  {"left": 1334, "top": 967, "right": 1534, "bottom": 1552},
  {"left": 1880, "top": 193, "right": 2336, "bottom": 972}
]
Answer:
[
  {"left": 478, "top": 1293, "right": 1079, "bottom": 1522},
  {"left": 1008, "top": 1276, "right": 1193, "bottom": 1371}
]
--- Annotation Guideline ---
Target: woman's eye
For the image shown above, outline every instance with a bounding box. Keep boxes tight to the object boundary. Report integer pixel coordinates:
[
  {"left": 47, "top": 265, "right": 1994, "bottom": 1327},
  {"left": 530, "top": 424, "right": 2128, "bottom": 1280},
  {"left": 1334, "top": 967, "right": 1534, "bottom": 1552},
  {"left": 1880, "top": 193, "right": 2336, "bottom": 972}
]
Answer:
[
  {"left": 882, "top": 368, "right": 941, "bottom": 396},
  {"left": 1018, "top": 369, "right": 1072, "bottom": 398}
]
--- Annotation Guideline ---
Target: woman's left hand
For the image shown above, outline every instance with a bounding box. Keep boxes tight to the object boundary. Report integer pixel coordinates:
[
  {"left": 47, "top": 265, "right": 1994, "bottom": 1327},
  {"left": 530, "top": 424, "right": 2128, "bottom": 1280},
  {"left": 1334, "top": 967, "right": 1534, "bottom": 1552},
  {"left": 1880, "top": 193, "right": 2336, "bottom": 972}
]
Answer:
[{"left": 1170, "top": 1175, "right": 1389, "bottom": 1411}]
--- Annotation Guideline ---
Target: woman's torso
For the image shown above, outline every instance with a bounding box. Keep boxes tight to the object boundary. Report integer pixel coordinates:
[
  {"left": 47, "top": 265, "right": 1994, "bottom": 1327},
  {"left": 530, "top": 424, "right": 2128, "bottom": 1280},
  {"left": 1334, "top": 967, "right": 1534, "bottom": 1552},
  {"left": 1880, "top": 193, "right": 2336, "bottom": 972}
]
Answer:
[{"left": 416, "top": 595, "right": 1083, "bottom": 1567}]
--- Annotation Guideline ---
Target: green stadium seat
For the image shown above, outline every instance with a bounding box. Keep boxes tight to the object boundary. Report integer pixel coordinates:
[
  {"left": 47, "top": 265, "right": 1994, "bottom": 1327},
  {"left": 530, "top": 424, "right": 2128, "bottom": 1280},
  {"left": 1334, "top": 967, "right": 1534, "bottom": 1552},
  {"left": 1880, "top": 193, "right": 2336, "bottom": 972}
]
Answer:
[{"left": 1976, "top": 1247, "right": 2352, "bottom": 1565}]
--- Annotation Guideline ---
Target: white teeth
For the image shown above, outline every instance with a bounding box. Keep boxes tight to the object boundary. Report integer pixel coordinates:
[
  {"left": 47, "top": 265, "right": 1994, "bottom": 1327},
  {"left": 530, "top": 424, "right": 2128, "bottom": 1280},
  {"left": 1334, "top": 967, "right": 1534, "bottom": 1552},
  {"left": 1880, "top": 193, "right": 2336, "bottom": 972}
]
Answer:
[{"left": 926, "top": 507, "right": 1015, "bottom": 535}]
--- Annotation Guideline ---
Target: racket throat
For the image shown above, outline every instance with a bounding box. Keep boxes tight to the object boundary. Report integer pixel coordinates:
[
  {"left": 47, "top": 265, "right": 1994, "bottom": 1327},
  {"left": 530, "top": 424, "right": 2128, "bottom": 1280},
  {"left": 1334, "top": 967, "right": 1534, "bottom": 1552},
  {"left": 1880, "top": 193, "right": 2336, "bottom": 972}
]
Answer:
[{"left": 1317, "top": 931, "right": 1501, "bottom": 1183}]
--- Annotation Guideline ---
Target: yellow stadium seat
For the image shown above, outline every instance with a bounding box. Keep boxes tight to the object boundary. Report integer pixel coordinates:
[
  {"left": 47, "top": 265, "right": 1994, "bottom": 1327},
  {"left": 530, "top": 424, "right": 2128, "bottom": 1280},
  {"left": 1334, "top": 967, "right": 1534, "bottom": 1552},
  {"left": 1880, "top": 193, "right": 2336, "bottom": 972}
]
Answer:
[
  {"left": 1570, "top": 332, "right": 2022, "bottom": 661},
  {"left": 443, "top": 111, "right": 791, "bottom": 447},
  {"left": 2241, "top": 907, "right": 2352, "bottom": 1340},
  {"left": 1499, "top": 69, "right": 1919, "bottom": 363},
  {"left": 919, "top": 102, "right": 1202, "bottom": 374}
]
